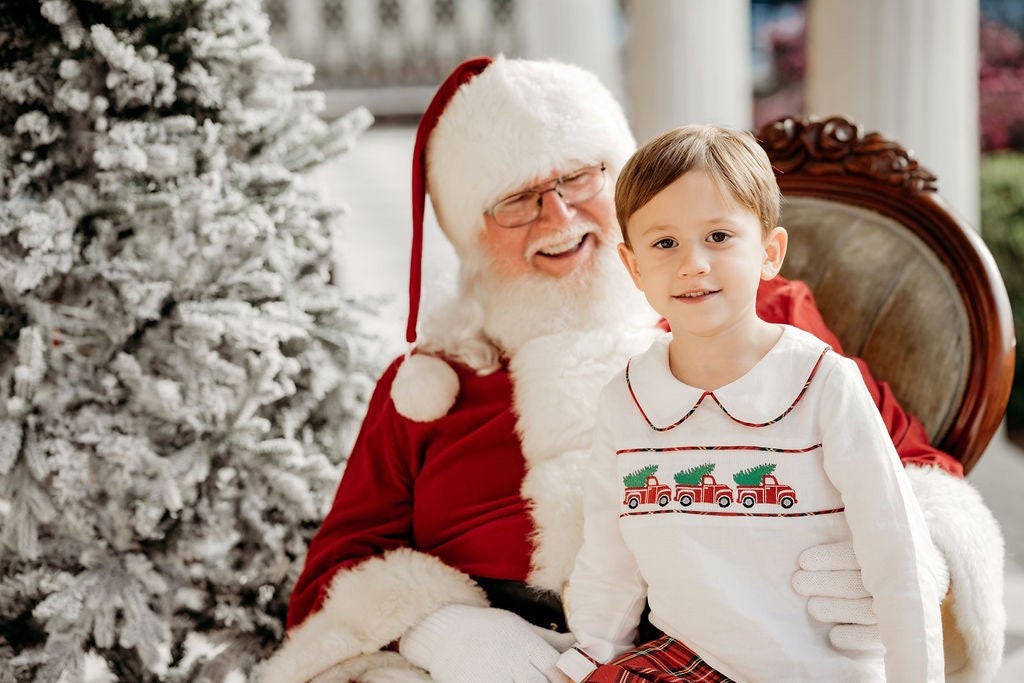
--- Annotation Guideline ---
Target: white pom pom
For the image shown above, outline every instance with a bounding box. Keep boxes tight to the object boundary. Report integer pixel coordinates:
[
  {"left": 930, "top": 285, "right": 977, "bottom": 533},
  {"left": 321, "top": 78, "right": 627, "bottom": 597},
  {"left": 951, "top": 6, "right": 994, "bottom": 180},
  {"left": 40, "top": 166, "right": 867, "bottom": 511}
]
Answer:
[{"left": 391, "top": 354, "right": 460, "bottom": 422}]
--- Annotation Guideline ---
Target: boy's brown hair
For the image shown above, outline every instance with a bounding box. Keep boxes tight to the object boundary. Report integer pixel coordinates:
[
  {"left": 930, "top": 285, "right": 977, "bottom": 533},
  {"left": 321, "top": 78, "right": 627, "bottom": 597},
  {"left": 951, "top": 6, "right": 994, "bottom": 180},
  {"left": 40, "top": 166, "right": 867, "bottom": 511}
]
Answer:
[{"left": 615, "top": 124, "right": 781, "bottom": 246}]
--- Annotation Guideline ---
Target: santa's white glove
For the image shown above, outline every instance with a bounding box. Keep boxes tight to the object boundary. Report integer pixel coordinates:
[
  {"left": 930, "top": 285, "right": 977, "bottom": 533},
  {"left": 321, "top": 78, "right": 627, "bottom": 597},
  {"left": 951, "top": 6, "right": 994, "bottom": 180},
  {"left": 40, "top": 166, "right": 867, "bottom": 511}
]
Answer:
[
  {"left": 792, "top": 541, "right": 880, "bottom": 652},
  {"left": 793, "top": 539, "right": 951, "bottom": 653},
  {"left": 398, "top": 604, "right": 570, "bottom": 682}
]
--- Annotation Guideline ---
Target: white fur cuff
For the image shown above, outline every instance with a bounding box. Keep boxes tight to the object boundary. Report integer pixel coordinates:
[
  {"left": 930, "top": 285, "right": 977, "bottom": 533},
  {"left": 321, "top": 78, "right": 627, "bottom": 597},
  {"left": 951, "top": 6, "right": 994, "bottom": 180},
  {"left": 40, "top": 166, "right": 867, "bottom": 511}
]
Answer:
[
  {"left": 906, "top": 464, "right": 1006, "bottom": 683},
  {"left": 259, "top": 549, "right": 488, "bottom": 682}
]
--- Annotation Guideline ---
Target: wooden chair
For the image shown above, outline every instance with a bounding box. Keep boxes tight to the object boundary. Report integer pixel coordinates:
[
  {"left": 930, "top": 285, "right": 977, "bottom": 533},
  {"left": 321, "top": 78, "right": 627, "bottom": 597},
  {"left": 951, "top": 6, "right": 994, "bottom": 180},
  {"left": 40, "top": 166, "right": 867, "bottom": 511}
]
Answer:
[{"left": 755, "top": 114, "right": 1015, "bottom": 474}]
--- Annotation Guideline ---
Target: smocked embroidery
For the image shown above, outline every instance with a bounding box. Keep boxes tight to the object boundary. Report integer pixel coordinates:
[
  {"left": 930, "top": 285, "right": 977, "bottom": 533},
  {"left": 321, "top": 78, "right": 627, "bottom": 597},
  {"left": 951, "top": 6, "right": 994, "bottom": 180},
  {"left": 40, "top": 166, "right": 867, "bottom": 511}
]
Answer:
[{"left": 617, "top": 452, "right": 845, "bottom": 518}]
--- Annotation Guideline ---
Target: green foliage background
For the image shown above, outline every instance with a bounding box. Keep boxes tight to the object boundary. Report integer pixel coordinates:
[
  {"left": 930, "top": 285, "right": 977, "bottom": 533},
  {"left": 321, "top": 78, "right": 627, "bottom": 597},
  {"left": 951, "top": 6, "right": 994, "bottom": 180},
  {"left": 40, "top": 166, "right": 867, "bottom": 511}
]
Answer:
[{"left": 981, "top": 151, "right": 1024, "bottom": 438}]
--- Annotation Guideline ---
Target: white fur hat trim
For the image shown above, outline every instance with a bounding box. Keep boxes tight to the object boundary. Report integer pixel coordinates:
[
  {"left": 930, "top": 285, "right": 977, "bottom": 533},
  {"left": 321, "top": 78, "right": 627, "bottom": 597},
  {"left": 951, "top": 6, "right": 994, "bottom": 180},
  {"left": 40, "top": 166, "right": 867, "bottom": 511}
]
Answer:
[
  {"left": 426, "top": 55, "right": 636, "bottom": 257},
  {"left": 391, "top": 353, "right": 460, "bottom": 422}
]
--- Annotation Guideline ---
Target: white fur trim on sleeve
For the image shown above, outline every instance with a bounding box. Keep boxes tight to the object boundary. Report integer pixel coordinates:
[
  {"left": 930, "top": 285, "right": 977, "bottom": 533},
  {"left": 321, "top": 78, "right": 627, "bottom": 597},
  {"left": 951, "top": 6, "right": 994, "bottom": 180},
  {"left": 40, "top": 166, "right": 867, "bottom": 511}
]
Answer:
[
  {"left": 905, "top": 464, "right": 1006, "bottom": 683},
  {"left": 510, "top": 327, "right": 661, "bottom": 591},
  {"left": 391, "top": 354, "right": 460, "bottom": 422},
  {"left": 258, "top": 548, "right": 488, "bottom": 683}
]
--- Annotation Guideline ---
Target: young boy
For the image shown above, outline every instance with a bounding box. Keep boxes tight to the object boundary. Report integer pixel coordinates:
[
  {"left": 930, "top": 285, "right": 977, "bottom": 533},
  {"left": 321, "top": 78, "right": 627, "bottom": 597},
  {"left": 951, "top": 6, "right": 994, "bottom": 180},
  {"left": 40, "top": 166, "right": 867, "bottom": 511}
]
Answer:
[{"left": 555, "top": 125, "right": 945, "bottom": 683}]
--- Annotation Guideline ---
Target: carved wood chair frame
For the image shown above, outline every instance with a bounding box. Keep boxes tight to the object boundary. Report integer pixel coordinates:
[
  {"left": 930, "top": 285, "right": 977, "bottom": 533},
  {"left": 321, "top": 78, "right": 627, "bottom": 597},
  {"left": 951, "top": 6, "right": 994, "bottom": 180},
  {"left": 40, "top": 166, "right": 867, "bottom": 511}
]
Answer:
[{"left": 755, "top": 115, "right": 1015, "bottom": 473}]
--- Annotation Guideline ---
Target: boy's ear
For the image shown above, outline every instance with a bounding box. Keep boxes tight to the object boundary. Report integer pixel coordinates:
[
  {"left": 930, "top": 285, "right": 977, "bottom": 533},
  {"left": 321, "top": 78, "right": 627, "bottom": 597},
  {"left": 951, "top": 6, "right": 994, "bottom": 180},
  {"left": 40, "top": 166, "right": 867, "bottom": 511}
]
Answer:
[
  {"left": 617, "top": 242, "right": 644, "bottom": 290},
  {"left": 761, "top": 226, "right": 788, "bottom": 280}
]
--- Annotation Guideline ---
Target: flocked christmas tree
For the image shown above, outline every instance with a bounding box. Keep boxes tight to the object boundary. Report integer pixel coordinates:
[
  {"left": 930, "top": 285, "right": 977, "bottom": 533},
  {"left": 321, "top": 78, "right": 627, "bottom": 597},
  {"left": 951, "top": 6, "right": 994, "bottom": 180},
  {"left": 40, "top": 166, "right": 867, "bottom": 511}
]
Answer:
[{"left": 0, "top": 1, "right": 377, "bottom": 680}]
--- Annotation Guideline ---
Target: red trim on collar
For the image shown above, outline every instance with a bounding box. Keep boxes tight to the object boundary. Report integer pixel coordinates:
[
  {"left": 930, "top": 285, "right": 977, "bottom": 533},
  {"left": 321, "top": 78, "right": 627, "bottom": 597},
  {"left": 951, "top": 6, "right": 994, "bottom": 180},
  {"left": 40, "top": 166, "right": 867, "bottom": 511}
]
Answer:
[{"left": 626, "top": 347, "right": 831, "bottom": 431}]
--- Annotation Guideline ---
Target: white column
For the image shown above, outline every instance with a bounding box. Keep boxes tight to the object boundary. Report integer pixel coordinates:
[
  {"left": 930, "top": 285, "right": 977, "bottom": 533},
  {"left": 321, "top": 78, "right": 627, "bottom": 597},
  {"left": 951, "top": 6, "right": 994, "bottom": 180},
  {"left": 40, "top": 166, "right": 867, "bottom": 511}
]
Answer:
[
  {"left": 515, "top": 0, "right": 624, "bottom": 105},
  {"left": 624, "top": 0, "right": 752, "bottom": 145},
  {"left": 805, "top": 0, "right": 980, "bottom": 226}
]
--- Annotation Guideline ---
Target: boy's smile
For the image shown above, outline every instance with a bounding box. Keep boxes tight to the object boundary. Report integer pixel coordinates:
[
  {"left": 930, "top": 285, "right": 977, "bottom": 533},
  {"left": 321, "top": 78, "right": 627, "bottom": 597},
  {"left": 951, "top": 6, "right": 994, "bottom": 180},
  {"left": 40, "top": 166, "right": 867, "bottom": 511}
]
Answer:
[{"left": 674, "top": 287, "right": 721, "bottom": 301}]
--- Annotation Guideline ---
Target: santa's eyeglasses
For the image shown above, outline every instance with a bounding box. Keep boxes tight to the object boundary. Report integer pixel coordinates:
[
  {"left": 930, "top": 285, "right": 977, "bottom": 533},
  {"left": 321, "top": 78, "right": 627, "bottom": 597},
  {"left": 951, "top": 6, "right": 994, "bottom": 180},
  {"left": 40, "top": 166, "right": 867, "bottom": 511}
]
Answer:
[{"left": 486, "top": 163, "right": 607, "bottom": 228}]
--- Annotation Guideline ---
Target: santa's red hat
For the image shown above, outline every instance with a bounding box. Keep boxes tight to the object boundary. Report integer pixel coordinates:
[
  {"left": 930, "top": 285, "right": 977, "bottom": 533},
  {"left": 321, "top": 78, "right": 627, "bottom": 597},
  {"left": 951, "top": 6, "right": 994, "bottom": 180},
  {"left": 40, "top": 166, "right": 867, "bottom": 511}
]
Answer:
[{"left": 393, "top": 55, "right": 636, "bottom": 422}]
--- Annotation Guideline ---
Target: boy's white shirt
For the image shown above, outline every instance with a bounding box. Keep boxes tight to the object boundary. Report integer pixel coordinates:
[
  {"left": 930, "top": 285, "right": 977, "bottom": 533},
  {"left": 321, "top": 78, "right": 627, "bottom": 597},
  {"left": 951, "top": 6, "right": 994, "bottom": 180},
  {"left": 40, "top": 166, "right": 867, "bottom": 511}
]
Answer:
[{"left": 558, "top": 325, "right": 944, "bottom": 683}]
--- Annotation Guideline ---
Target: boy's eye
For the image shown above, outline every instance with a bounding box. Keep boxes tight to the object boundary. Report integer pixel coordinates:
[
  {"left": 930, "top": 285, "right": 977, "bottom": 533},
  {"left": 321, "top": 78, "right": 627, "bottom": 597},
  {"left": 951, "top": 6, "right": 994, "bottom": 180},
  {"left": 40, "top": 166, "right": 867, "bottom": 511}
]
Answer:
[
  {"left": 707, "top": 231, "right": 730, "bottom": 243},
  {"left": 653, "top": 237, "right": 677, "bottom": 249}
]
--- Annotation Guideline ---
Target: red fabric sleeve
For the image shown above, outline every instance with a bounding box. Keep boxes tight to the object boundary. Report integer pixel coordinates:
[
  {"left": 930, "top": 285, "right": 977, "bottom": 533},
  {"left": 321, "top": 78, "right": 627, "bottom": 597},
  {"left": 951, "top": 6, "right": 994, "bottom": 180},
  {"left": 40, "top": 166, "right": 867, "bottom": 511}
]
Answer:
[
  {"left": 285, "top": 358, "right": 416, "bottom": 629},
  {"left": 756, "top": 276, "right": 963, "bottom": 478},
  {"left": 286, "top": 356, "right": 533, "bottom": 630}
]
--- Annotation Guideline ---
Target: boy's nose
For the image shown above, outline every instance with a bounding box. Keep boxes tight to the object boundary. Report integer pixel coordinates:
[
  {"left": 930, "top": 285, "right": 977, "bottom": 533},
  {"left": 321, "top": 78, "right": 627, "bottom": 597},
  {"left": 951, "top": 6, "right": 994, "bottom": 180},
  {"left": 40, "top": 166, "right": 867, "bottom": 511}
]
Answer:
[{"left": 677, "top": 246, "right": 710, "bottom": 277}]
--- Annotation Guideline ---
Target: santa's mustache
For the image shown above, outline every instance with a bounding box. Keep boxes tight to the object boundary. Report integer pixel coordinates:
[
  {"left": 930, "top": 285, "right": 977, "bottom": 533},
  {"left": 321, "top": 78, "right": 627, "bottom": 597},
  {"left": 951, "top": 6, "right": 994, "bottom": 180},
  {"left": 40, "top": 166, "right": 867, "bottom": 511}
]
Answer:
[{"left": 524, "top": 223, "right": 599, "bottom": 261}]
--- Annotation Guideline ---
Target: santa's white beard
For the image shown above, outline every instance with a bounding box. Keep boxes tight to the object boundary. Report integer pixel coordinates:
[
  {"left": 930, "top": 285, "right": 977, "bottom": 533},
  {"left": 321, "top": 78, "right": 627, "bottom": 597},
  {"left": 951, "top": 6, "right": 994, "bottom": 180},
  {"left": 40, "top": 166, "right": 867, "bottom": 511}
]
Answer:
[
  {"left": 469, "top": 227, "right": 654, "bottom": 355},
  {"left": 418, "top": 220, "right": 657, "bottom": 370}
]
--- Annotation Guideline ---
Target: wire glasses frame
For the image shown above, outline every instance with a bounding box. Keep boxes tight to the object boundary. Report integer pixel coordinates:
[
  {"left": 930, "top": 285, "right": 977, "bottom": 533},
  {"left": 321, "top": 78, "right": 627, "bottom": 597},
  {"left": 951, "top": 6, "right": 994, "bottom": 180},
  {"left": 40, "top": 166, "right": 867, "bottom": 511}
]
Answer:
[{"left": 486, "top": 163, "right": 607, "bottom": 228}]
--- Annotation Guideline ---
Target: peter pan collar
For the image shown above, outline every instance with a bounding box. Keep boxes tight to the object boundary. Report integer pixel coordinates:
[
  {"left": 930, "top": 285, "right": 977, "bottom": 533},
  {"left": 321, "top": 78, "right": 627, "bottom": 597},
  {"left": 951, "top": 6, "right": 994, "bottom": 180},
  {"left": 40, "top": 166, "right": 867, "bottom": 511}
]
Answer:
[{"left": 625, "top": 326, "right": 831, "bottom": 431}]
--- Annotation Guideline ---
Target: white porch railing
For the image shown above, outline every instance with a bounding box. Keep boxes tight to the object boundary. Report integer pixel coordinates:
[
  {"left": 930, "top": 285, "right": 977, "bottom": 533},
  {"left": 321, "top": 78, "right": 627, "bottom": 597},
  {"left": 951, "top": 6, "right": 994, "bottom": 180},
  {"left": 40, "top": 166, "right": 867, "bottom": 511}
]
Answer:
[{"left": 265, "top": 0, "right": 520, "bottom": 118}]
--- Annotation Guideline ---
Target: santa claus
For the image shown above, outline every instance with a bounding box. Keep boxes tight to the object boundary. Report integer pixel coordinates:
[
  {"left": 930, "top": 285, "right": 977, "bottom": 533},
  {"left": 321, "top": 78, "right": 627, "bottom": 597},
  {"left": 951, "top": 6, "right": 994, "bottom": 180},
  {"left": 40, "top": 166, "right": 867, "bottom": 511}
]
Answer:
[{"left": 261, "top": 56, "right": 1004, "bottom": 683}]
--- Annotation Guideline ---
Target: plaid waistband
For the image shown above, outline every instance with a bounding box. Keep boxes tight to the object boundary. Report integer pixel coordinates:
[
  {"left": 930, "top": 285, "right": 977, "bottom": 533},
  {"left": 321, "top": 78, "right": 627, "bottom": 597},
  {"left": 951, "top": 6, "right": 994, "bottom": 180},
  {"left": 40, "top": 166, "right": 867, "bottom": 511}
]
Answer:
[{"left": 587, "top": 635, "right": 735, "bottom": 683}]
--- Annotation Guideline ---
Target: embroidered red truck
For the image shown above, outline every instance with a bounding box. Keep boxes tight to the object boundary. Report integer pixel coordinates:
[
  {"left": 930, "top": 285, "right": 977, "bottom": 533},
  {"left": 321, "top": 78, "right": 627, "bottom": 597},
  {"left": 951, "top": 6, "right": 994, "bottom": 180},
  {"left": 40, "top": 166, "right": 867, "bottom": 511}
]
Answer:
[
  {"left": 674, "top": 474, "right": 733, "bottom": 508},
  {"left": 622, "top": 463, "right": 798, "bottom": 511},
  {"left": 736, "top": 474, "right": 798, "bottom": 509},
  {"left": 623, "top": 475, "right": 672, "bottom": 509}
]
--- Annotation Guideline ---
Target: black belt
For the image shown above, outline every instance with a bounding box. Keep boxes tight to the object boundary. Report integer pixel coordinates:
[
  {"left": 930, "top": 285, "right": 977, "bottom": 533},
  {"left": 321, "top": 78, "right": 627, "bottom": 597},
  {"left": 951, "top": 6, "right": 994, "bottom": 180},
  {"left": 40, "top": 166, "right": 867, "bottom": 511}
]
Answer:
[
  {"left": 472, "top": 577, "right": 663, "bottom": 643},
  {"left": 472, "top": 576, "right": 569, "bottom": 633}
]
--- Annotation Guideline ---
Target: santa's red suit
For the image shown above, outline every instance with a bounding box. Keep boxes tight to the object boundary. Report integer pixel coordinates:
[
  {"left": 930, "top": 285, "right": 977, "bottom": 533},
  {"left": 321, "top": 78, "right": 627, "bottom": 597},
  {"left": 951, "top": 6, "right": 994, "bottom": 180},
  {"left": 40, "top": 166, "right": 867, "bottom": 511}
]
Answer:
[{"left": 260, "top": 56, "right": 1005, "bottom": 683}]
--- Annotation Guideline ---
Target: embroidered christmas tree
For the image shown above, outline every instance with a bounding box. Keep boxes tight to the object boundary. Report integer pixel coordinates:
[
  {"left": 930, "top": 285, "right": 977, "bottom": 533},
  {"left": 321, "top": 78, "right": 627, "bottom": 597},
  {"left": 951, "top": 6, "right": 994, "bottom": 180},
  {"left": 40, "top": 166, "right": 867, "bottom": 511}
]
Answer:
[
  {"left": 623, "top": 464, "right": 660, "bottom": 487},
  {"left": 0, "top": 1, "right": 375, "bottom": 680},
  {"left": 673, "top": 462, "right": 716, "bottom": 485},
  {"left": 733, "top": 463, "right": 778, "bottom": 486}
]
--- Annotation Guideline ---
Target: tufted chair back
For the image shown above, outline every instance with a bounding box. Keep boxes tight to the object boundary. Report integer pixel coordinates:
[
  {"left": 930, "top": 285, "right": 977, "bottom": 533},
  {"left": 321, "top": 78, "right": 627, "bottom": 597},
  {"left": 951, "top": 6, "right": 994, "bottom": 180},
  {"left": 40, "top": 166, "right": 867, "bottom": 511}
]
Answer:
[{"left": 756, "top": 115, "right": 1015, "bottom": 473}]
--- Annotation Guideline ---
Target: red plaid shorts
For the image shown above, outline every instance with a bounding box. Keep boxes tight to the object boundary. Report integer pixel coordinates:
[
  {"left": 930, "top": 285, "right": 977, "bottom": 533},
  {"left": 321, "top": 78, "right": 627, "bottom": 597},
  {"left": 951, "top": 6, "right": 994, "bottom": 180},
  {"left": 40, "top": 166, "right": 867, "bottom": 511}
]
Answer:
[{"left": 582, "top": 635, "right": 735, "bottom": 683}]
